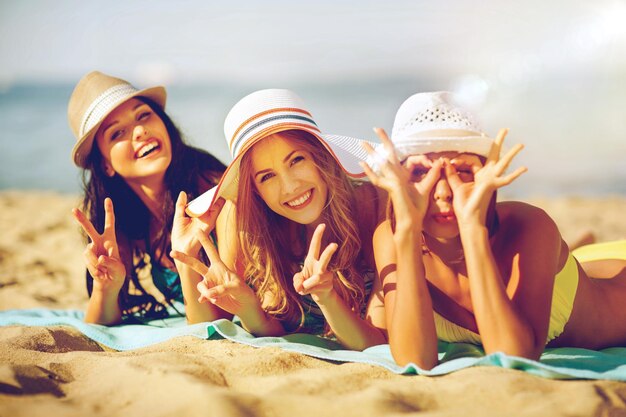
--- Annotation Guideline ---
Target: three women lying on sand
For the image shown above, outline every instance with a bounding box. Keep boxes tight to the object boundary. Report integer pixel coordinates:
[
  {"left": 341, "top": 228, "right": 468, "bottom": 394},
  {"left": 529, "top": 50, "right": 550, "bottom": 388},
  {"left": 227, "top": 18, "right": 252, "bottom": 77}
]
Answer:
[{"left": 69, "top": 71, "right": 626, "bottom": 369}]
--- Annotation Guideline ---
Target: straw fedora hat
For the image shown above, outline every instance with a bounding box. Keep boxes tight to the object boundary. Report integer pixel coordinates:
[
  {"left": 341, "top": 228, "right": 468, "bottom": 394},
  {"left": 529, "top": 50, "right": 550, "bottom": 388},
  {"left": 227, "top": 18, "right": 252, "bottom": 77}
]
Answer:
[
  {"left": 68, "top": 71, "right": 166, "bottom": 168},
  {"left": 186, "top": 88, "right": 373, "bottom": 217},
  {"left": 390, "top": 91, "right": 494, "bottom": 158}
]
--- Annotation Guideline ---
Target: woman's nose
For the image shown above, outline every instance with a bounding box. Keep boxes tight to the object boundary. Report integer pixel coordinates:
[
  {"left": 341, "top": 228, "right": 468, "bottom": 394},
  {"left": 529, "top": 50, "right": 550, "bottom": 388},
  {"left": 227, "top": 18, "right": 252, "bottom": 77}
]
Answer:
[
  {"left": 133, "top": 124, "right": 148, "bottom": 141},
  {"left": 433, "top": 176, "right": 452, "bottom": 202},
  {"left": 280, "top": 173, "right": 300, "bottom": 194}
]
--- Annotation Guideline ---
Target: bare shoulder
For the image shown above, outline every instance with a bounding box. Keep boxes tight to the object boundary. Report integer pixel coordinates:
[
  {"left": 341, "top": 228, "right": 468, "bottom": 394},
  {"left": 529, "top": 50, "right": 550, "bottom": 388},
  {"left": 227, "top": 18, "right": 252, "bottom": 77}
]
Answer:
[
  {"left": 496, "top": 201, "right": 557, "bottom": 230},
  {"left": 495, "top": 200, "right": 562, "bottom": 255}
]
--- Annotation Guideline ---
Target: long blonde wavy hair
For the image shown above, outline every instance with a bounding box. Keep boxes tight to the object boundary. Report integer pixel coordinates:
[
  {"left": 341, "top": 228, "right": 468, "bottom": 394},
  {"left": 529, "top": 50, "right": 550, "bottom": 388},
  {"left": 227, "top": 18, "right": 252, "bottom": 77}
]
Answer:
[{"left": 237, "top": 130, "right": 366, "bottom": 332}]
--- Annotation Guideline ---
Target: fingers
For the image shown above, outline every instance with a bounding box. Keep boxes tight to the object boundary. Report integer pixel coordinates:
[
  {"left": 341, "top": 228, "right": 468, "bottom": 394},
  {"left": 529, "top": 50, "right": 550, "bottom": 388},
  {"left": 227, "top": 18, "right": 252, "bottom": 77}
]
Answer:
[
  {"left": 72, "top": 207, "right": 100, "bottom": 243},
  {"left": 197, "top": 231, "right": 221, "bottom": 266},
  {"left": 293, "top": 271, "right": 305, "bottom": 293},
  {"left": 443, "top": 160, "right": 463, "bottom": 190},
  {"left": 418, "top": 158, "right": 442, "bottom": 193},
  {"left": 404, "top": 154, "right": 432, "bottom": 169},
  {"left": 307, "top": 223, "right": 326, "bottom": 261},
  {"left": 103, "top": 239, "right": 119, "bottom": 259},
  {"left": 361, "top": 141, "right": 386, "bottom": 181},
  {"left": 170, "top": 250, "right": 210, "bottom": 276},
  {"left": 300, "top": 272, "right": 334, "bottom": 295},
  {"left": 103, "top": 198, "right": 116, "bottom": 231},
  {"left": 84, "top": 243, "right": 104, "bottom": 277},
  {"left": 361, "top": 130, "right": 400, "bottom": 174},
  {"left": 317, "top": 242, "right": 338, "bottom": 273},
  {"left": 497, "top": 143, "right": 524, "bottom": 174},
  {"left": 498, "top": 166, "right": 528, "bottom": 186},
  {"left": 450, "top": 155, "right": 483, "bottom": 174},
  {"left": 197, "top": 280, "right": 215, "bottom": 303},
  {"left": 495, "top": 128, "right": 508, "bottom": 148},
  {"left": 202, "top": 281, "right": 241, "bottom": 301},
  {"left": 174, "top": 191, "right": 187, "bottom": 220},
  {"left": 487, "top": 128, "right": 508, "bottom": 162},
  {"left": 373, "top": 127, "right": 400, "bottom": 165},
  {"left": 361, "top": 141, "right": 376, "bottom": 155},
  {"left": 301, "top": 274, "right": 322, "bottom": 291},
  {"left": 359, "top": 160, "right": 381, "bottom": 186},
  {"left": 96, "top": 255, "right": 120, "bottom": 280}
]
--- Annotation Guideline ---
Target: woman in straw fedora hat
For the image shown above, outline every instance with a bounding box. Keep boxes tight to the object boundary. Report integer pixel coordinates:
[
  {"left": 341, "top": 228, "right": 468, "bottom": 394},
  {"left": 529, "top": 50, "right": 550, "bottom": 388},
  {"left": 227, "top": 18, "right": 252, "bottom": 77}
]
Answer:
[
  {"left": 68, "top": 71, "right": 226, "bottom": 325},
  {"left": 172, "top": 89, "right": 388, "bottom": 349},
  {"left": 362, "top": 91, "right": 626, "bottom": 369}
]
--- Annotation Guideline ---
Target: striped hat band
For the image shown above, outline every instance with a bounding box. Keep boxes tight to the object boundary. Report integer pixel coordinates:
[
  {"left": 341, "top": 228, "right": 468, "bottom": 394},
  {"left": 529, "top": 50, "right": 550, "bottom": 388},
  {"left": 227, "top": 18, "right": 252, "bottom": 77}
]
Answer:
[
  {"left": 229, "top": 107, "right": 321, "bottom": 158},
  {"left": 79, "top": 84, "right": 139, "bottom": 137}
]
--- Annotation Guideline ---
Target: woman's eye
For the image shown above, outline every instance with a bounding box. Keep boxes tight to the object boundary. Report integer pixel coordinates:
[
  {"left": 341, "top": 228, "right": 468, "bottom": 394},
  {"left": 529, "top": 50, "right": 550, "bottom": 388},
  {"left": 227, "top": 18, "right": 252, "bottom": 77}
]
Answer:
[
  {"left": 110, "top": 129, "right": 124, "bottom": 141},
  {"left": 137, "top": 111, "right": 151, "bottom": 121},
  {"left": 457, "top": 168, "right": 474, "bottom": 180},
  {"left": 260, "top": 173, "right": 274, "bottom": 183},
  {"left": 410, "top": 167, "right": 429, "bottom": 181},
  {"left": 290, "top": 155, "right": 304, "bottom": 166}
]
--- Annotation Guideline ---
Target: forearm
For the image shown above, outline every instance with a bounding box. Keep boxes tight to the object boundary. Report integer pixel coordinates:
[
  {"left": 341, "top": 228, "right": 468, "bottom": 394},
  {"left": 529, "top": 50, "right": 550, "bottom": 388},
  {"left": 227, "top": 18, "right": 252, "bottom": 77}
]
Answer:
[
  {"left": 176, "top": 262, "right": 232, "bottom": 324},
  {"left": 237, "top": 304, "right": 286, "bottom": 337},
  {"left": 316, "top": 291, "right": 386, "bottom": 350},
  {"left": 460, "top": 224, "right": 538, "bottom": 358},
  {"left": 389, "top": 226, "right": 438, "bottom": 369},
  {"left": 85, "top": 288, "right": 122, "bottom": 325}
]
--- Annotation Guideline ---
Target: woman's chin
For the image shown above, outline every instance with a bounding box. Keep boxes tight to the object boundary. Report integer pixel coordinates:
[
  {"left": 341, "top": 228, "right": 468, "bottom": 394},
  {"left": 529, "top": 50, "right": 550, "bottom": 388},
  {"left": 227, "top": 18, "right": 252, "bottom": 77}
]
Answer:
[{"left": 423, "top": 223, "right": 460, "bottom": 240}]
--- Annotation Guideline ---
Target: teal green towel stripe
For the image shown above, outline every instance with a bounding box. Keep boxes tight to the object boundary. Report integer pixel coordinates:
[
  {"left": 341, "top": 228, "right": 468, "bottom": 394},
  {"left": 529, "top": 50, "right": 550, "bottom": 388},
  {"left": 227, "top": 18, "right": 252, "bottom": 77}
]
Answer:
[{"left": 1, "top": 309, "right": 625, "bottom": 380}]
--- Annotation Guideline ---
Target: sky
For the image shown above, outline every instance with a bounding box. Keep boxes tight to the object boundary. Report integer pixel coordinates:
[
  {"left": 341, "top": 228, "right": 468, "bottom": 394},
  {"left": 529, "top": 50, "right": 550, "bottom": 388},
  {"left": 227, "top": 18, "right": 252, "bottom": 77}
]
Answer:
[{"left": 1, "top": 0, "right": 625, "bottom": 88}]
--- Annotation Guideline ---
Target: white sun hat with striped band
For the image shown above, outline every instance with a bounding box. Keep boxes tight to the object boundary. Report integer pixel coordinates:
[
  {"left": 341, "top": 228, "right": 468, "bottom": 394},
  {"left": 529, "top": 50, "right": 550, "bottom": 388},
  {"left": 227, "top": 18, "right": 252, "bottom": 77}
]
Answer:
[
  {"left": 68, "top": 71, "right": 166, "bottom": 168},
  {"left": 390, "top": 91, "right": 494, "bottom": 159},
  {"left": 186, "top": 88, "right": 372, "bottom": 217}
]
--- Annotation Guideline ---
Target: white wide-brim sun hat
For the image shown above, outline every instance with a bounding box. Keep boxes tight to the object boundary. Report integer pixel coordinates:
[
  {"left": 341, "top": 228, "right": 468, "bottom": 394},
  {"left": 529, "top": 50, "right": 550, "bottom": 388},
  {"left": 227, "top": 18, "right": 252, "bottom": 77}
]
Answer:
[
  {"left": 389, "top": 91, "right": 494, "bottom": 159},
  {"left": 186, "top": 89, "right": 374, "bottom": 217}
]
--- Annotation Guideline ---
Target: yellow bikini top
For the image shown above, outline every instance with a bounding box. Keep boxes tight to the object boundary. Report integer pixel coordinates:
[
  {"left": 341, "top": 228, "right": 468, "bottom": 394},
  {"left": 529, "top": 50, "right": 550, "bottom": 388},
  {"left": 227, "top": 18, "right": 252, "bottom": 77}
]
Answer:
[{"left": 434, "top": 252, "right": 580, "bottom": 345}]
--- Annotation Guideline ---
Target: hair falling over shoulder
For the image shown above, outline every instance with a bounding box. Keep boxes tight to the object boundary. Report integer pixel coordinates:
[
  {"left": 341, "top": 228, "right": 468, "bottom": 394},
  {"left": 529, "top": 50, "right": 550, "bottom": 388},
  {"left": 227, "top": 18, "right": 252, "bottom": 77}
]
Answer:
[{"left": 237, "top": 131, "right": 366, "bottom": 333}]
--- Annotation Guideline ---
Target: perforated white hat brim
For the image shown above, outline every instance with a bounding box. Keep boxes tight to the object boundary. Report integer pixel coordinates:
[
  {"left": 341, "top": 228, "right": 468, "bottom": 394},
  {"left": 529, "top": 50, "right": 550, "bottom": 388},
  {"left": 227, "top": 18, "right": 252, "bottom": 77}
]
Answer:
[{"left": 388, "top": 91, "right": 495, "bottom": 161}]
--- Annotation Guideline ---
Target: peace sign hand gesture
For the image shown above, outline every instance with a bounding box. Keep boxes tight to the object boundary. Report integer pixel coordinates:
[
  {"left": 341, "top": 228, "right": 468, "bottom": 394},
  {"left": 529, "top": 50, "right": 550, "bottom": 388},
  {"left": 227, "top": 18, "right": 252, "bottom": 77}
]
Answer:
[
  {"left": 445, "top": 128, "right": 527, "bottom": 227},
  {"left": 293, "top": 223, "right": 339, "bottom": 305},
  {"left": 361, "top": 128, "right": 442, "bottom": 229},
  {"left": 170, "top": 231, "right": 259, "bottom": 317},
  {"left": 72, "top": 198, "right": 126, "bottom": 293}
]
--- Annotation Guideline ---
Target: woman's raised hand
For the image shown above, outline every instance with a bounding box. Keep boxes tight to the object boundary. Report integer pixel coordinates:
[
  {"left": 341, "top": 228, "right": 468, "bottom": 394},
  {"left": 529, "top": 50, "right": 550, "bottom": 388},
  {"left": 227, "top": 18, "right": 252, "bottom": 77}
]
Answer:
[
  {"left": 170, "top": 231, "right": 258, "bottom": 316},
  {"left": 293, "top": 223, "right": 338, "bottom": 304},
  {"left": 171, "top": 191, "right": 225, "bottom": 255},
  {"left": 445, "top": 128, "right": 527, "bottom": 227},
  {"left": 361, "top": 127, "right": 442, "bottom": 228},
  {"left": 72, "top": 198, "right": 126, "bottom": 293}
]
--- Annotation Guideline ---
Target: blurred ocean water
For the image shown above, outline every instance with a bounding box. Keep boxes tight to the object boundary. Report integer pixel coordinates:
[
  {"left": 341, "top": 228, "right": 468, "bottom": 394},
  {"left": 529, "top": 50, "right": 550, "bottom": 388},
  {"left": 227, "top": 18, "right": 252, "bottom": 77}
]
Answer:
[{"left": 1, "top": 78, "right": 624, "bottom": 198}]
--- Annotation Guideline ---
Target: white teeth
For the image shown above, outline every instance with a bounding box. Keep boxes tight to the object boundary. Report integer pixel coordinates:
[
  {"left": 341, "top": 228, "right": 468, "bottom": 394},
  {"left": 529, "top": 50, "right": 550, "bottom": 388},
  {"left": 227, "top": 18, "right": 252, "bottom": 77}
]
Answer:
[
  {"left": 137, "top": 142, "right": 158, "bottom": 158},
  {"left": 286, "top": 190, "right": 312, "bottom": 207}
]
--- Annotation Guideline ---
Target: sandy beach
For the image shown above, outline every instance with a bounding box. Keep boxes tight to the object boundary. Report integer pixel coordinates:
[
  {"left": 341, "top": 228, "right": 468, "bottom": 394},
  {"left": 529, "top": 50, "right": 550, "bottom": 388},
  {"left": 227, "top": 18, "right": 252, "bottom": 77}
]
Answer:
[{"left": 1, "top": 190, "right": 625, "bottom": 417}]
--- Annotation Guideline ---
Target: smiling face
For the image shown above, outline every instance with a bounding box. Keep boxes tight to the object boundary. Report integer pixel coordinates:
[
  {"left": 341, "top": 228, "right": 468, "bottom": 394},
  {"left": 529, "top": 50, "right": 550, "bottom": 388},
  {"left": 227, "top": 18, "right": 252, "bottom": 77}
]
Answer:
[
  {"left": 248, "top": 133, "right": 328, "bottom": 226},
  {"left": 406, "top": 151, "right": 483, "bottom": 239},
  {"left": 94, "top": 98, "right": 172, "bottom": 183}
]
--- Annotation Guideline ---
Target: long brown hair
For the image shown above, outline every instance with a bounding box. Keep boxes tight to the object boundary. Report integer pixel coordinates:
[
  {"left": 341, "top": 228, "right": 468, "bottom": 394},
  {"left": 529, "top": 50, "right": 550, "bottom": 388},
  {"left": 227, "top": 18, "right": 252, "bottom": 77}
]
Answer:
[
  {"left": 81, "top": 97, "right": 226, "bottom": 319},
  {"left": 236, "top": 130, "right": 366, "bottom": 332}
]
